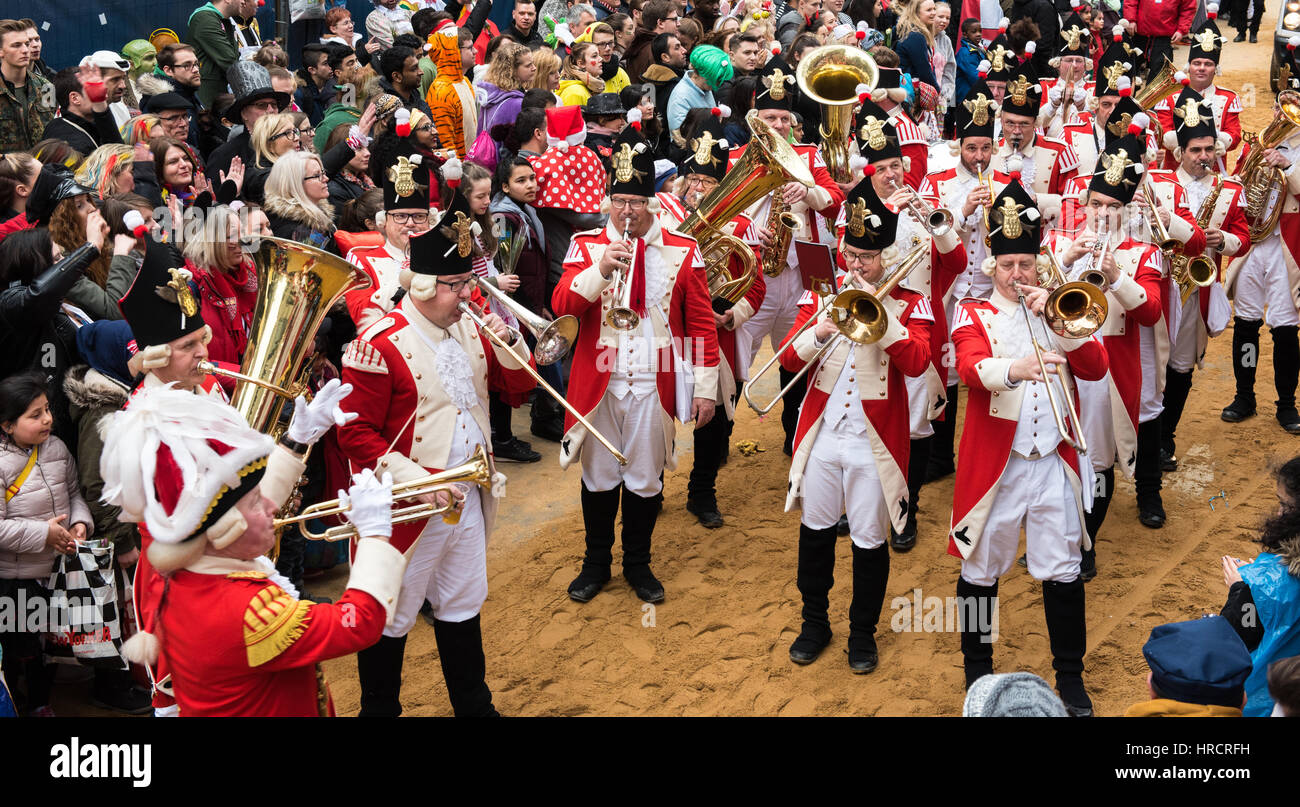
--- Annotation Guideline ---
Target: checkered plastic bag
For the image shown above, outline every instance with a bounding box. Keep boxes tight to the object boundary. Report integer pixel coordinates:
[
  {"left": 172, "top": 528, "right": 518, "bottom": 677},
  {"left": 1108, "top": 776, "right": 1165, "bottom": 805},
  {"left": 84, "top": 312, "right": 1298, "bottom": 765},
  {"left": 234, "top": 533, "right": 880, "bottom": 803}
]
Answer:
[{"left": 44, "top": 541, "right": 127, "bottom": 670}]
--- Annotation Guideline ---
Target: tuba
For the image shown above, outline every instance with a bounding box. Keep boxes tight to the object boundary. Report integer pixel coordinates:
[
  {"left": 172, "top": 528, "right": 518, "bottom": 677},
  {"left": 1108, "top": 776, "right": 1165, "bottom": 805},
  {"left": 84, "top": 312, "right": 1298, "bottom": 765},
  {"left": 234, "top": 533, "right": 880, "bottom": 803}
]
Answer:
[
  {"left": 1134, "top": 58, "right": 1181, "bottom": 149},
  {"left": 1239, "top": 90, "right": 1300, "bottom": 241},
  {"left": 796, "top": 45, "right": 879, "bottom": 183},
  {"left": 219, "top": 236, "right": 371, "bottom": 434},
  {"left": 678, "top": 109, "right": 814, "bottom": 308}
]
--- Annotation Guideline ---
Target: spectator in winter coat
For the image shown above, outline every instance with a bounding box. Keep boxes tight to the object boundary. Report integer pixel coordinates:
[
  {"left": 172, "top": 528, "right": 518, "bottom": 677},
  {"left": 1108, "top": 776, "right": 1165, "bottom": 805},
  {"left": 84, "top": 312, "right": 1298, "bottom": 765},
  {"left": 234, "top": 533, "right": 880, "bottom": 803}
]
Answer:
[
  {"left": 186, "top": 0, "right": 242, "bottom": 108},
  {"left": 41, "top": 66, "right": 125, "bottom": 158},
  {"left": 1123, "top": 0, "right": 1197, "bottom": 79},
  {"left": 0, "top": 19, "right": 55, "bottom": 153},
  {"left": 1009, "top": 0, "right": 1058, "bottom": 78}
]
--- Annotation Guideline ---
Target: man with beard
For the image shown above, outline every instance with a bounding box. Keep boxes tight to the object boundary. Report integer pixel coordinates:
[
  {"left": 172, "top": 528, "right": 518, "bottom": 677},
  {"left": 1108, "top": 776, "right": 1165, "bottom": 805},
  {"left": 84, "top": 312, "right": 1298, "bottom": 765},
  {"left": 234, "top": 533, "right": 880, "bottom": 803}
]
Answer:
[
  {"left": 138, "top": 43, "right": 205, "bottom": 149},
  {"left": 43, "top": 66, "right": 125, "bottom": 157},
  {"left": 80, "top": 50, "right": 133, "bottom": 130}
]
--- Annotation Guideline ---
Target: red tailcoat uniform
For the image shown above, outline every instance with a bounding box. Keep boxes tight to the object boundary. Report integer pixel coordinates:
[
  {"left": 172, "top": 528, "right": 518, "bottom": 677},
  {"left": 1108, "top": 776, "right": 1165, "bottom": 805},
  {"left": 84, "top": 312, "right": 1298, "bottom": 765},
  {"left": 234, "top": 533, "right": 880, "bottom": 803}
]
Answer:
[
  {"left": 885, "top": 107, "right": 930, "bottom": 190},
  {"left": 335, "top": 297, "right": 537, "bottom": 552},
  {"left": 1154, "top": 85, "right": 1242, "bottom": 171},
  {"left": 1059, "top": 123, "right": 1160, "bottom": 190},
  {"left": 342, "top": 237, "right": 406, "bottom": 332},
  {"left": 779, "top": 280, "right": 934, "bottom": 531},
  {"left": 656, "top": 196, "right": 766, "bottom": 415},
  {"left": 1224, "top": 142, "right": 1300, "bottom": 308},
  {"left": 1050, "top": 231, "right": 1165, "bottom": 477},
  {"left": 551, "top": 219, "right": 720, "bottom": 469},
  {"left": 156, "top": 541, "right": 402, "bottom": 716},
  {"left": 947, "top": 294, "right": 1110, "bottom": 558},
  {"left": 990, "top": 134, "right": 1080, "bottom": 223}
]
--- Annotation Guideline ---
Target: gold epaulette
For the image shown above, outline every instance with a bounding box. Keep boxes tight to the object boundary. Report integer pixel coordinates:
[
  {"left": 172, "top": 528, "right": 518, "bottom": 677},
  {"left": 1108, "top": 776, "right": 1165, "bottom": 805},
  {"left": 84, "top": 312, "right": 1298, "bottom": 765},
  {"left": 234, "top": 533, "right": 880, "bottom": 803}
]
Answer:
[
  {"left": 227, "top": 570, "right": 269, "bottom": 580},
  {"left": 243, "top": 584, "right": 312, "bottom": 667}
]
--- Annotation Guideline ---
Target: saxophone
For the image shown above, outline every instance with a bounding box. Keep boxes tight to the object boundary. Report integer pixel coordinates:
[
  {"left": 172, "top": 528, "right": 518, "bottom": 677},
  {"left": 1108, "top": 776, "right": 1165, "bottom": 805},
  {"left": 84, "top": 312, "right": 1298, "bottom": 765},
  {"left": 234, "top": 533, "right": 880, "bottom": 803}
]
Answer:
[
  {"left": 1170, "top": 170, "right": 1222, "bottom": 305},
  {"left": 760, "top": 190, "right": 800, "bottom": 278}
]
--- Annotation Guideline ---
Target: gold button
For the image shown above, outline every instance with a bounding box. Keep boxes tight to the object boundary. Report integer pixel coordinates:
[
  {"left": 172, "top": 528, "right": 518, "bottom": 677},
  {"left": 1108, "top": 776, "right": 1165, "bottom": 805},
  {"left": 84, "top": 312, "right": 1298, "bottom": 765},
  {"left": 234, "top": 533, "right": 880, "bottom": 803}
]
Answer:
[
  {"left": 879, "top": 376, "right": 886, "bottom": 381},
  {"left": 479, "top": 354, "right": 485, "bottom": 359},
  {"left": 845, "top": 403, "right": 850, "bottom": 408},
  {"left": 387, "top": 597, "right": 393, "bottom": 604},
  {"left": 415, "top": 373, "right": 422, "bottom": 380},
  {"left": 406, "top": 352, "right": 413, "bottom": 359},
  {"left": 851, "top": 363, "right": 856, "bottom": 369},
  {"left": 993, "top": 391, "right": 999, "bottom": 397},
  {"left": 879, "top": 391, "right": 886, "bottom": 397},
  {"left": 415, "top": 436, "right": 422, "bottom": 442},
  {"left": 418, "top": 415, "right": 425, "bottom": 421},
  {"left": 880, "top": 360, "right": 886, "bottom": 366},
  {"left": 849, "top": 377, "right": 855, "bottom": 382},
  {"left": 992, "top": 408, "right": 998, "bottom": 414},
  {"left": 457, "top": 409, "right": 462, "bottom": 414}
]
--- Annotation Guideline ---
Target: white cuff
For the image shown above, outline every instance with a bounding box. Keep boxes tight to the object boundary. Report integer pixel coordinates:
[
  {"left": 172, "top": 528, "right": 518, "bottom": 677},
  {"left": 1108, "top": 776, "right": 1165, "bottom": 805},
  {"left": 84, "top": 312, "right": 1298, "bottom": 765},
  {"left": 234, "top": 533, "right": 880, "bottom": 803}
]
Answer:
[{"left": 346, "top": 538, "right": 408, "bottom": 625}]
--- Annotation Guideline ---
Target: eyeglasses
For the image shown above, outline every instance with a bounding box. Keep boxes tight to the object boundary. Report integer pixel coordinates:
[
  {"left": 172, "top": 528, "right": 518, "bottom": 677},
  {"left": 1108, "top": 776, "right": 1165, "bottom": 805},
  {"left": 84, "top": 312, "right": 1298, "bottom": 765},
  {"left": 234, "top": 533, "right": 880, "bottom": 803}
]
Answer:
[
  {"left": 610, "top": 197, "right": 648, "bottom": 210},
  {"left": 414, "top": 122, "right": 435, "bottom": 134},
  {"left": 304, "top": 172, "right": 328, "bottom": 182},
  {"left": 437, "top": 276, "right": 476, "bottom": 293},
  {"left": 297, "top": 126, "right": 315, "bottom": 138},
  {"left": 271, "top": 128, "right": 301, "bottom": 142},
  {"left": 840, "top": 249, "right": 877, "bottom": 267},
  {"left": 249, "top": 99, "right": 280, "bottom": 113},
  {"left": 684, "top": 176, "right": 717, "bottom": 189},
  {"left": 388, "top": 212, "right": 430, "bottom": 224},
  {"left": 171, "top": 61, "right": 199, "bottom": 71}
]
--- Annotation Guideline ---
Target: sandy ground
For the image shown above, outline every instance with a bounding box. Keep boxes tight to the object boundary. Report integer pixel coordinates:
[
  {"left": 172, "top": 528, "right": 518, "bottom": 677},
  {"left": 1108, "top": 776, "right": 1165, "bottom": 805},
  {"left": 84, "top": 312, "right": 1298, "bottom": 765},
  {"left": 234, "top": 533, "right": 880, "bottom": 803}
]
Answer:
[{"left": 53, "top": 15, "right": 1293, "bottom": 718}]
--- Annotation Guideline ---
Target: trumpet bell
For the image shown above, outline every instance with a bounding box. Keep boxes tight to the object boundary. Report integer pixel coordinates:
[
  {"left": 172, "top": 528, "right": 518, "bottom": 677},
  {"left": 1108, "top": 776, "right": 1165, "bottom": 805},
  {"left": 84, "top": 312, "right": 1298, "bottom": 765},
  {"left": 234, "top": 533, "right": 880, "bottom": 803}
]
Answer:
[
  {"left": 604, "top": 307, "right": 640, "bottom": 331},
  {"left": 1044, "top": 281, "right": 1108, "bottom": 339},
  {"left": 831, "top": 289, "right": 888, "bottom": 344},
  {"left": 536, "top": 314, "right": 580, "bottom": 365},
  {"left": 927, "top": 208, "right": 954, "bottom": 238}
]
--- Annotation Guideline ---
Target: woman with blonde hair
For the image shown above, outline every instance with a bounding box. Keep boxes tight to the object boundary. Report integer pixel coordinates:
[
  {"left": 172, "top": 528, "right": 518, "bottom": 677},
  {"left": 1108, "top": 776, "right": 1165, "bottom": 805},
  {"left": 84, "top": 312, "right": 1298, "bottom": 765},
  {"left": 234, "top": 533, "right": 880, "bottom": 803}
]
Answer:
[
  {"left": 120, "top": 114, "right": 163, "bottom": 145},
  {"left": 530, "top": 47, "right": 563, "bottom": 98},
  {"left": 557, "top": 42, "right": 604, "bottom": 106},
  {"left": 263, "top": 151, "right": 339, "bottom": 252},
  {"left": 245, "top": 111, "right": 303, "bottom": 203},
  {"left": 894, "top": 0, "right": 939, "bottom": 94},
  {"left": 181, "top": 204, "right": 259, "bottom": 368},
  {"left": 74, "top": 144, "right": 136, "bottom": 199}
]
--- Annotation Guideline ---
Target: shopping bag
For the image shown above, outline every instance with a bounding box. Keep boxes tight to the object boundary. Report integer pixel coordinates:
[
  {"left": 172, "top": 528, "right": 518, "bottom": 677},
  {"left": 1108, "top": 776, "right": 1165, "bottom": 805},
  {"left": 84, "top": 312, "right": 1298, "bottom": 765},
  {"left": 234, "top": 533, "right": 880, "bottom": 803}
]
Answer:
[{"left": 44, "top": 541, "right": 127, "bottom": 670}]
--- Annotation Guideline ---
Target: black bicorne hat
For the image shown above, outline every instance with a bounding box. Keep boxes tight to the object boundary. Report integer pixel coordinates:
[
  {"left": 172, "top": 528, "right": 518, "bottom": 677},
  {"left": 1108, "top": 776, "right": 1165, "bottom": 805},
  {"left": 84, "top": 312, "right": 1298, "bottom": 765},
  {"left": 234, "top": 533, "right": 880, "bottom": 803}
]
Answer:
[
  {"left": 409, "top": 191, "right": 477, "bottom": 276},
  {"left": 118, "top": 237, "right": 208, "bottom": 350},
  {"left": 382, "top": 153, "right": 432, "bottom": 211},
  {"left": 984, "top": 34, "right": 1017, "bottom": 83},
  {"left": 1096, "top": 42, "right": 1133, "bottom": 97},
  {"left": 988, "top": 178, "right": 1042, "bottom": 256},
  {"left": 1171, "top": 87, "right": 1218, "bottom": 147},
  {"left": 954, "top": 80, "right": 998, "bottom": 141},
  {"left": 1057, "top": 9, "right": 1091, "bottom": 60},
  {"left": 1188, "top": 5, "right": 1226, "bottom": 64},
  {"left": 840, "top": 176, "right": 897, "bottom": 252},
  {"left": 609, "top": 125, "right": 656, "bottom": 197},
  {"left": 999, "top": 59, "right": 1040, "bottom": 119},
  {"left": 680, "top": 114, "right": 730, "bottom": 182},
  {"left": 1088, "top": 129, "right": 1148, "bottom": 204},
  {"left": 854, "top": 98, "right": 902, "bottom": 163},
  {"left": 754, "top": 53, "right": 796, "bottom": 111}
]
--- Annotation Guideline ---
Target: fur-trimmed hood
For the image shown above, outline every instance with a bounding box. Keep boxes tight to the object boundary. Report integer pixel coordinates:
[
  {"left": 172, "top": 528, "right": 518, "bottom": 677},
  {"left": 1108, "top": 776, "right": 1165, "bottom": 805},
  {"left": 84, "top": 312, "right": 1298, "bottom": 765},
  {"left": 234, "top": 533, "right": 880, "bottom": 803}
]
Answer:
[
  {"left": 136, "top": 73, "right": 173, "bottom": 98},
  {"left": 264, "top": 193, "right": 336, "bottom": 234},
  {"left": 1276, "top": 536, "right": 1300, "bottom": 576},
  {"left": 63, "top": 364, "right": 131, "bottom": 414}
]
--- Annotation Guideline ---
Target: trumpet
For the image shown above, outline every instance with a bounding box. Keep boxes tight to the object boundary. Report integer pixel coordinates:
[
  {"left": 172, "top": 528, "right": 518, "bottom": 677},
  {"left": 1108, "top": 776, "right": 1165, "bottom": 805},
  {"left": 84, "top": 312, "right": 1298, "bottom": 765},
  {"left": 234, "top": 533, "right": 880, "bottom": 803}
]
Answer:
[
  {"left": 605, "top": 214, "right": 640, "bottom": 330},
  {"left": 1139, "top": 177, "right": 1179, "bottom": 252},
  {"left": 276, "top": 446, "right": 495, "bottom": 540},
  {"left": 889, "top": 179, "right": 953, "bottom": 238},
  {"left": 977, "top": 160, "right": 994, "bottom": 247},
  {"left": 1036, "top": 246, "right": 1108, "bottom": 339},
  {"left": 1091, "top": 211, "right": 1111, "bottom": 271},
  {"left": 457, "top": 300, "right": 629, "bottom": 466},
  {"left": 744, "top": 242, "right": 928, "bottom": 414},
  {"left": 473, "top": 276, "right": 578, "bottom": 366},
  {"left": 1170, "top": 171, "right": 1223, "bottom": 305},
  {"left": 198, "top": 361, "right": 307, "bottom": 400},
  {"left": 1015, "top": 283, "right": 1088, "bottom": 454}
]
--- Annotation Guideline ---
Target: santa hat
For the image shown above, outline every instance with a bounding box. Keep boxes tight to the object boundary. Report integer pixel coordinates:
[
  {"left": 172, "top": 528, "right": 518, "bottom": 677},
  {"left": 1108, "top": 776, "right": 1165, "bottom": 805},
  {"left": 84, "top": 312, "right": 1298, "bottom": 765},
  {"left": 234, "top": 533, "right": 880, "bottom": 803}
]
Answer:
[
  {"left": 545, "top": 105, "right": 587, "bottom": 150},
  {"left": 395, "top": 107, "right": 411, "bottom": 137}
]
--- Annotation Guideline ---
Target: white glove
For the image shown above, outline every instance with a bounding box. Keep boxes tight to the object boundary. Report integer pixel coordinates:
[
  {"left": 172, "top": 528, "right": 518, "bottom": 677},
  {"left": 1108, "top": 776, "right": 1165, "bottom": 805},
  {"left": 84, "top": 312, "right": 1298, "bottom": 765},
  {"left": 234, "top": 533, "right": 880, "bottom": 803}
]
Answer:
[
  {"left": 1072, "top": 86, "right": 1087, "bottom": 107},
  {"left": 286, "top": 378, "right": 358, "bottom": 445},
  {"left": 339, "top": 469, "right": 394, "bottom": 539},
  {"left": 1047, "top": 85, "right": 1063, "bottom": 107}
]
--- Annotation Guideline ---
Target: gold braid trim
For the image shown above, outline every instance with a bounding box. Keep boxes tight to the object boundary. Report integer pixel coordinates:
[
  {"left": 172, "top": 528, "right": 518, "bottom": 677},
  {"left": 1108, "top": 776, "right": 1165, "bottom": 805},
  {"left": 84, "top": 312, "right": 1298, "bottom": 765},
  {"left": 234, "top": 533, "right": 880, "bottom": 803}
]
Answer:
[
  {"left": 242, "top": 584, "right": 313, "bottom": 667},
  {"left": 199, "top": 455, "right": 269, "bottom": 530}
]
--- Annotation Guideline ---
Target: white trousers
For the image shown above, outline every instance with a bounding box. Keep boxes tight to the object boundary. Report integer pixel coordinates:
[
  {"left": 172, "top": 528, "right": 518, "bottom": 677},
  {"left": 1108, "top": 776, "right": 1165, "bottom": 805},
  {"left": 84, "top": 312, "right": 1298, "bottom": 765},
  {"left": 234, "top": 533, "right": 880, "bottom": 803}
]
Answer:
[
  {"left": 1075, "top": 374, "right": 1117, "bottom": 473},
  {"left": 385, "top": 489, "right": 487, "bottom": 636},
  {"left": 580, "top": 389, "right": 668, "bottom": 497},
  {"left": 960, "top": 453, "right": 1084, "bottom": 587},
  {"left": 739, "top": 265, "right": 803, "bottom": 367},
  {"left": 904, "top": 372, "right": 935, "bottom": 438},
  {"left": 799, "top": 423, "right": 890, "bottom": 549},
  {"left": 1169, "top": 290, "right": 1201, "bottom": 373},
  {"left": 1233, "top": 235, "right": 1299, "bottom": 327}
]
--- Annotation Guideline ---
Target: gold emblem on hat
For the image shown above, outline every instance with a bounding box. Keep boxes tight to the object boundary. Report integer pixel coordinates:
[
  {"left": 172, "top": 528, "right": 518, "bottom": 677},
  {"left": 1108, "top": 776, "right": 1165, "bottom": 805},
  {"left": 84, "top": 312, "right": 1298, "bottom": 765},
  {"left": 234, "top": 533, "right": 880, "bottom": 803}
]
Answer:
[
  {"left": 1006, "top": 75, "right": 1032, "bottom": 106},
  {"left": 449, "top": 211, "right": 475, "bottom": 258},
  {"left": 989, "top": 44, "right": 1013, "bottom": 72},
  {"left": 765, "top": 68, "right": 790, "bottom": 100},
  {"left": 160, "top": 267, "right": 199, "bottom": 317},
  {"left": 993, "top": 197, "right": 1026, "bottom": 239},
  {"left": 690, "top": 131, "right": 720, "bottom": 167},
  {"left": 387, "top": 156, "right": 416, "bottom": 198},
  {"left": 613, "top": 142, "right": 646, "bottom": 185},
  {"left": 845, "top": 198, "right": 875, "bottom": 238},
  {"left": 1173, "top": 98, "right": 1206, "bottom": 128},
  {"left": 963, "top": 93, "right": 993, "bottom": 126},
  {"left": 1061, "top": 25, "right": 1087, "bottom": 50},
  {"left": 1099, "top": 151, "right": 1136, "bottom": 187},
  {"left": 1102, "top": 60, "right": 1127, "bottom": 90},
  {"left": 1193, "top": 29, "right": 1221, "bottom": 53},
  {"left": 858, "top": 116, "right": 888, "bottom": 150},
  {"left": 1106, "top": 111, "right": 1135, "bottom": 137}
]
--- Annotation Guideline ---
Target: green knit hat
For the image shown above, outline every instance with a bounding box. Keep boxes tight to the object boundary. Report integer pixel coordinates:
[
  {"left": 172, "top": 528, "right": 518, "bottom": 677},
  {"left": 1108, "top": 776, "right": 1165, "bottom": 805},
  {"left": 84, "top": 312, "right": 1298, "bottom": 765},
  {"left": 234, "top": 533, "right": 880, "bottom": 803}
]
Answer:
[
  {"left": 690, "top": 45, "right": 734, "bottom": 91},
  {"left": 314, "top": 103, "right": 361, "bottom": 153}
]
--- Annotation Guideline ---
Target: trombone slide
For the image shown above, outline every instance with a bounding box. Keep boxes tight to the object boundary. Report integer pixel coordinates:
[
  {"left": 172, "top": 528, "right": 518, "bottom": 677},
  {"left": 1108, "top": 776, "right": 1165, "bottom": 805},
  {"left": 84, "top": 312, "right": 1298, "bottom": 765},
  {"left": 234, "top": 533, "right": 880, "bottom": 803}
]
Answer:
[{"left": 1015, "top": 289, "right": 1087, "bottom": 454}]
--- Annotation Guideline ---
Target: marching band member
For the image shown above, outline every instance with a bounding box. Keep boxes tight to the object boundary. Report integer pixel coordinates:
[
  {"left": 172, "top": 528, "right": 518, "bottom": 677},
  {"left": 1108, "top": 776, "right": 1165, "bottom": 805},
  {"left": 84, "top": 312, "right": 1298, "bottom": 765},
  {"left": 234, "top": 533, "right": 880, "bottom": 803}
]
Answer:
[
  {"left": 923, "top": 78, "right": 1013, "bottom": 482},
  {"left": 864, "top": 50, "right": 929, "bottom": 191},
  {"left": 337, "top": 219, "right": 538, "bottom": 717},
  {"left": 1158, "top": 87, "right": 1249, "bottom": 468},
  {"left": 1037, "top": 3, "right": 1095, "bottom": 138},
  {"left": 661, "top": 113, "right": 765, "bottom": 529},
  {"left": 980, "top": 24, "right": 1017, "bottom": 105},
  {"left": 1221, "top": 93, "right": 1300, "bottom": 434},
  {"left": 103, "top": 387, "right": 405, "bottom": 717},
  {"left": 948, "top": 178, "right": 1109, "bottom": 716},
  {"left": 781, "top": 178, "right": 933, "bottom": 672},
  {"left": 555, "top": 125, "right": 720, "bottom": 605},
  {"left": 341, "top": 156, "right": 435, "bottom": 332},
  {"left": 844, "top": 99, "right": 965, "bottom": 550},
  {"left": 114, "top": 238, "right": 366, "bottom": 715},
  {"left": 1048, "top": 129, "right": 1166, "bottom": 579},
  {"left": 1153, "top": 6, "right": 1240, "bottom": 173},
  {"left": 989, "top": 59, "right": 1080, "bottom": 227},
  {"left": 733, "top": 53, "right": 845, "bottom": 456},
  {"left": 1059, "top": 63, "right": 1146, "bottom": 193}
]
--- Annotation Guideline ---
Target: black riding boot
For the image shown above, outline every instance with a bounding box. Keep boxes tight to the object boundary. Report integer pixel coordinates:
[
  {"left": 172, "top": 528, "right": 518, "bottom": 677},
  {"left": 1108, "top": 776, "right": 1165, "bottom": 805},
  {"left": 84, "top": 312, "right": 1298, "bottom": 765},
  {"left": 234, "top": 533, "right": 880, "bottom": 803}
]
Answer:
[
  {"left": 847, "top": 543, "right": 890, "bottom": 673},
  {"left": 892, "top": 436, "right": 929, "bottom": 551},
  {"left": 568, "top": 483, "right": 621, "bottom": 602},
  {"left": 925, "top": 384, "right": 959, "bottom": 482},
  {"left": 778, "top": 366, "right": 807, "bottom": 455},
  {"left": 1081, "top": 467, "right": 1113, "bottom": 582},
  {"left": 687, "top": 408, "right": 730, "bottom": 527},
  {"left": 1135, "top": 419, "right": 1165, "bottom": 528},
  {"left": 1272, "top": 325, "right": 1300, "bottom": 433},
  {"left": 956, "top": 577, "right": 998, "bottom": 688},
  {"left": 789, "top": 523, "right": 837, "bottom": 664},
  {"left": 432, "top": 615, "right": 498, "bottom": 717},
  {"left": 357, "top": 634, "right": 407, "bottom": 717},
  {"left": 1159, "top": 367, "right": 1194, "bottom": 465},
  {"left": 620, "top": 485, "right": 665, "bottom": 603},
  {"left": 1223, "top": 317, "right": 1261, "bottom": 421},
  {"left": 1042, "top": 578, "right": 1092, "bottom": 717}
]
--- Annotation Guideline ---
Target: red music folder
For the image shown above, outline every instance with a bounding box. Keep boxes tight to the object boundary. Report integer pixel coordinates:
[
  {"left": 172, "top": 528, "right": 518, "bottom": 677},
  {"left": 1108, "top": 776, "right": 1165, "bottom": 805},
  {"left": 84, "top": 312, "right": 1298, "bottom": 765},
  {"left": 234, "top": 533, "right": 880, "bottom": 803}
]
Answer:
[{"left": 794, "top": 239, "right": 838, "bottom": 296}]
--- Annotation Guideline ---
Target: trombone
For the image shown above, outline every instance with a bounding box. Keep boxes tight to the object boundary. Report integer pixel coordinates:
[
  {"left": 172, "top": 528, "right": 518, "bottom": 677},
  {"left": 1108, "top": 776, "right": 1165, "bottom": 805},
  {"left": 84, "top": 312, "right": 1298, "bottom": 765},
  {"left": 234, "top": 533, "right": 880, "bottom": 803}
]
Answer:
[
  {"left": 1036, "top": 245, "right": 1108, "bottom": 339},
  {"left": 275, "top": 445, "right": 495, "bottom": 540},
  {"left": 457, "top": 300, "right": 629, "bottom": 466},
  {"left": 604, "top": 214, "right": 640, "bottom": 331},
  {"left": 473, "top": 277, "right": 579, "bottom": 366},
  {"left": 889, "top": 179, "right": 954, "bottom": 238},
  {"left": 1014, "top": 283, "right": 1088, "bottom": 454},
  {"left": 1139, "top": 177, "right": 1179, "bottom": 253},
  {"left": 744, "top": 242, "right": 928, "bottom": 414}
]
